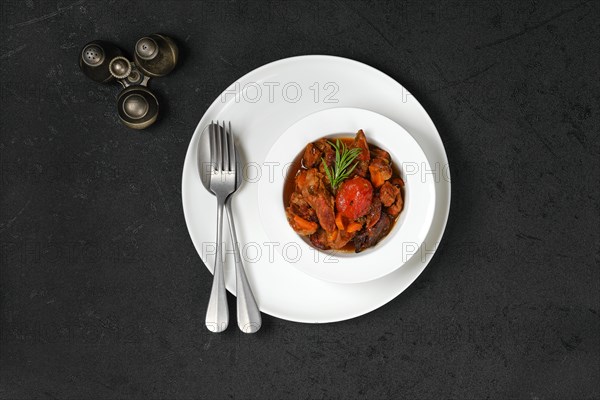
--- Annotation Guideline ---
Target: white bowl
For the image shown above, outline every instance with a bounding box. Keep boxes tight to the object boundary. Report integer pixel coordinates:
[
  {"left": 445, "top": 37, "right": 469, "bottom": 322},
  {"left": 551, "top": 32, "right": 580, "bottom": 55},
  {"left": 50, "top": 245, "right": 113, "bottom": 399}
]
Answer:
[{"left": 257, "top": 107, "right": 436, "bottom": 284}]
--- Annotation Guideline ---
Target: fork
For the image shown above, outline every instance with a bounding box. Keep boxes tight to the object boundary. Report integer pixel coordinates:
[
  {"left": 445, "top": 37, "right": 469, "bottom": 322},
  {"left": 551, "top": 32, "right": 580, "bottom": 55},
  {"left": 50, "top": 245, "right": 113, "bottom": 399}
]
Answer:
[{"left": 206, "top": 121, "right": 261, "bottom": 333}]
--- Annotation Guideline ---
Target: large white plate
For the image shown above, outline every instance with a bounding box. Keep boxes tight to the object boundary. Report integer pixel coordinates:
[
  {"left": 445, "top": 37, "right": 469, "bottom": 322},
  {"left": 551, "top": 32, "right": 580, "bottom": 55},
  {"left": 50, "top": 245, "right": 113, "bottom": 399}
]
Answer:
[
  {"left": 258, "top": 107, "right": 437, "bottom": 284},
  {"left": 182, "top": 55, "right": 451, "bottom": 323}
]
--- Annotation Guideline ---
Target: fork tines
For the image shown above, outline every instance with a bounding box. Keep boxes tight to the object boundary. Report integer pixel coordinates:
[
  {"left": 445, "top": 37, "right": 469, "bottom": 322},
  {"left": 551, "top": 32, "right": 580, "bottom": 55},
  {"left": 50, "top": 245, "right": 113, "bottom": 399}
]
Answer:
[{"left": 209, "top": 121, "right": 235, "bottom": 172}]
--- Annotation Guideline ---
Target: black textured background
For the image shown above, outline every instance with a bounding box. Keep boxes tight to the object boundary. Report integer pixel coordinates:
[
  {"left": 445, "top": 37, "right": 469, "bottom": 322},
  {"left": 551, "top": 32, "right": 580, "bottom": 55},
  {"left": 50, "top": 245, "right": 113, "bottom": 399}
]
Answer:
[{"left": 1, "top": 1, "right": 599, "bottom": 399}]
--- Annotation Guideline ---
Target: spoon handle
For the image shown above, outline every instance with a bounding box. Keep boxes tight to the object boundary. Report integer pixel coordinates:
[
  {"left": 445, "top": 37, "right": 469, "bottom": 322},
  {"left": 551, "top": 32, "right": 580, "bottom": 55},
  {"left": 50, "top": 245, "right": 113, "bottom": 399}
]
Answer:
[
  {"left": 225, "top": 198, "right": 262, "bottom": 333},
  {"left": 205, "top": 198, "right": 229, "bottom": 332}
]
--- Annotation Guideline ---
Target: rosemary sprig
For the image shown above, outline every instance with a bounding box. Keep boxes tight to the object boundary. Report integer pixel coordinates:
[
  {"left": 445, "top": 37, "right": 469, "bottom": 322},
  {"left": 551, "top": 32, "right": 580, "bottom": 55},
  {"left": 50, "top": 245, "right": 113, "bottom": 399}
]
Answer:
[{"left": 321, "top": 139, "right": 362, "bottom": 192}]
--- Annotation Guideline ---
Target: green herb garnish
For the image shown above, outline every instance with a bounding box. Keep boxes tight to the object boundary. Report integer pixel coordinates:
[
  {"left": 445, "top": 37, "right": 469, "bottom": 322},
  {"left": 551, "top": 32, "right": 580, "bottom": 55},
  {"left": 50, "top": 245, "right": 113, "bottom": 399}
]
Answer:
[{"left": 321, "top": 139, "right": 362, "bottom": 192}]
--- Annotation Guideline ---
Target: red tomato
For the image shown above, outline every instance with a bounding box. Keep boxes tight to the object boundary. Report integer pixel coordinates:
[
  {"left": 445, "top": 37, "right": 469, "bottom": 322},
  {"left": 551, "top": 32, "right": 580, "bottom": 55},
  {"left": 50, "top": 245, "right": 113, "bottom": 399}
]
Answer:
[{"left": 335, "top": 176, "right": 373, "bottom": 220}]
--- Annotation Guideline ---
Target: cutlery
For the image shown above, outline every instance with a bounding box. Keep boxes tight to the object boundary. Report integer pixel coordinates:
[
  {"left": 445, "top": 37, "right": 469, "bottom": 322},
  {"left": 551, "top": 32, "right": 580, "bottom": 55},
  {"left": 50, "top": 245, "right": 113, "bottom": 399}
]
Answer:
[{"left": 198, "top": 121, "right": 261, "bottom": 333}]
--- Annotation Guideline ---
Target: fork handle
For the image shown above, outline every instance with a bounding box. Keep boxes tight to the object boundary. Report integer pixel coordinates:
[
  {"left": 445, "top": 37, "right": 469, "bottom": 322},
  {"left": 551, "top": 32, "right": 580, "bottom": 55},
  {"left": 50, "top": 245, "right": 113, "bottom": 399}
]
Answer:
[
  {"left": 225, "top": 198, "right": 262, "bottom": 333},
  {"left": 205, "top": 198, "right": 229, "bottom": 332}
]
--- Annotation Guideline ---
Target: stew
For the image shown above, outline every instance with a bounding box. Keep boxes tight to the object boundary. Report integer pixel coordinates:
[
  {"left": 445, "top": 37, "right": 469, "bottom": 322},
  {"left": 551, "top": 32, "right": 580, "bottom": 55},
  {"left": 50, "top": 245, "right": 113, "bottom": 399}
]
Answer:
[{"left": 284, "top": 130, "right": 404, "bottom": 253}]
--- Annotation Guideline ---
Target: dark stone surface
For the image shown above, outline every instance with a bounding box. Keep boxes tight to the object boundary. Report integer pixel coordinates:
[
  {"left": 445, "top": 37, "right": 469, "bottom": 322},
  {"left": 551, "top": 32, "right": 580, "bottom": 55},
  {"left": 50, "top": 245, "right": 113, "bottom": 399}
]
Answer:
[{"left": 1, "top": 1, "right": 599, "bottom": 399}]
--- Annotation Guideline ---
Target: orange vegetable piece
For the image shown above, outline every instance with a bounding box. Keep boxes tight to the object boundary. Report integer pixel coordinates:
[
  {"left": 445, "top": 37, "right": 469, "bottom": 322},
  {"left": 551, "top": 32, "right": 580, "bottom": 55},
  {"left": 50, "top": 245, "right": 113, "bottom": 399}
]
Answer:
[
  {"left": 335, "top": 213, "right": 345, "bottom": 230},
  {"left": 346, "top": 221, "right": 363, "bottom": 233},
  {"left": 293, "top": 215, "right": 318, "bottom": 235}
]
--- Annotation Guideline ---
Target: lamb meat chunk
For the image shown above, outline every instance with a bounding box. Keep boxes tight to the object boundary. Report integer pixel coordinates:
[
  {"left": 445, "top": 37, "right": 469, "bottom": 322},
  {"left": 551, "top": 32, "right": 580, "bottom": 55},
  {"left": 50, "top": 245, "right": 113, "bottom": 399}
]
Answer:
[
  {"left": 353, "top": 212, "right": 392, "bottom": 253},
  {"left": 379, "top": 181, "right": 400, "bottom": 207},
  {"left": 310, "top": 193, "right": 336, "bottom": 233},
  {"left": 369, "top": 157, "right": 392, "bottom": 188},
  {"left": 317, "top": 139, "right": 335, "bottom": 169},
  {"left": 386, "top": 192, "right": 404, "bottom": 216},
  {"left": 364, "top": 196, "right": 382, "bottom": 229},
  {"left": 288, "top": 192, "right": 317, "bottom": 222},
  {"left": 304, "top": 139, "right": 335, "bottom": 170},
  {"left": 390, "top": 177, "right": 405, "bottom": 187},
  {"left": 350, "top": 130, "right": 370, "bottom": 177},
  {"left": 297, "top": 168, "right": 336, "bottom": 233},
  {"left": 302, "top": 142, "right": 322, "bottom": 168},
  {"left": 384, "top": 176, "right": 404, "bottom": 216},
  {"left": 370, "top": 147, "right": 390, "bottom": 161},
  {"left": 309, "top": 228, "right": 330, "bottom": 250}
]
